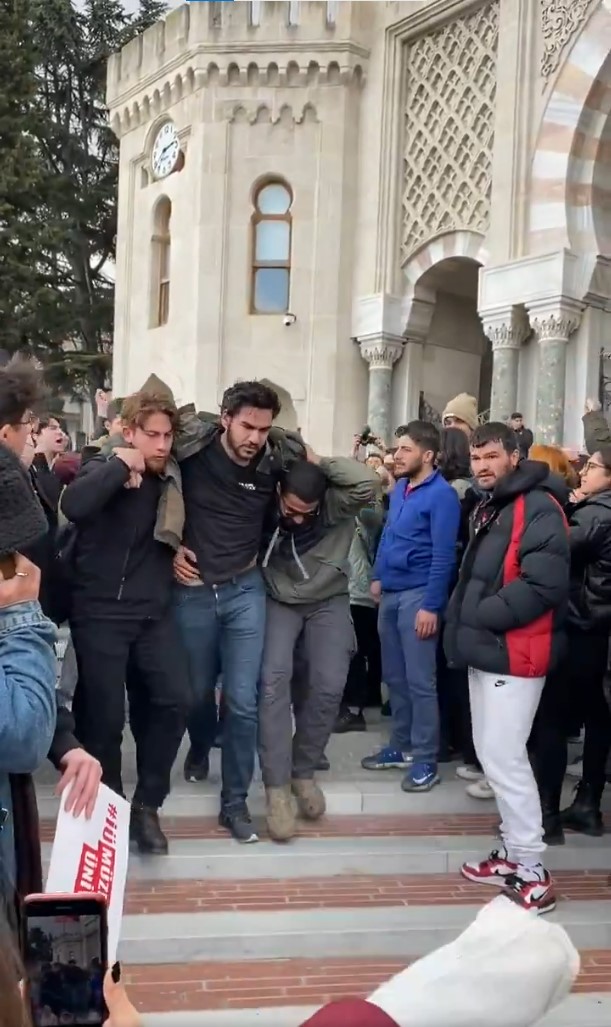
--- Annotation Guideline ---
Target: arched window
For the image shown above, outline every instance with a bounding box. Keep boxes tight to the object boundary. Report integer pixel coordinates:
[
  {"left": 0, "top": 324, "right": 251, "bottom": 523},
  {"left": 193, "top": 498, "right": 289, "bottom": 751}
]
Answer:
[
  {"left": 151, "top": 197, "right": 171, "bottom": 327},
  {"left": 251, "top": 180, "right": 292, "bottom": 314}
]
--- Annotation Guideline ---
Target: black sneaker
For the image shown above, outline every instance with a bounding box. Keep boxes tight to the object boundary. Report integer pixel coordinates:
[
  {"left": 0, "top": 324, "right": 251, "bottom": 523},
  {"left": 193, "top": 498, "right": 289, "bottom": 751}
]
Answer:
[
  {"left": 130, "top": 806, "right": 169, "bottom": 855},
  {"left": 183, "top": 748, "right": 210, "bottom": 783},
  {"left": 333, "top": 708, "right": 367, "bottom": 734},
  {"left": 317, "top": 753, "right": 330, "bottom": 771},
  {"left": 218, "top": 808, "right": 259, "bottom": 844}
]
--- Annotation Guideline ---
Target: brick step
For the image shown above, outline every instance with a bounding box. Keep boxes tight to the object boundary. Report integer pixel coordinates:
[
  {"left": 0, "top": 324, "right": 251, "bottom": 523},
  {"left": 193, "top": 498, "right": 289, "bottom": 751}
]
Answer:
[
  {"left": 38, "top": 810, "right": 611, "bottom": 843},
  {"left": 123, "top": 870, "right": 611, "bottom": 916},
  {"left": 39, "top": 811, "right": 500, "bottom": 843},
  {"left": 117, "top": 898, "right": 611, "bottom": 964},
  {"left": 121, "top": 952, "right": 611, "bottom": 1014}
]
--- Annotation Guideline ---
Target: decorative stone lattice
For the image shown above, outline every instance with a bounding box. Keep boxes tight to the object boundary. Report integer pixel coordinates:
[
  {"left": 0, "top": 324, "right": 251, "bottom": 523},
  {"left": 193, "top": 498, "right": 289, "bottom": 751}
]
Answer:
[
  {"left": 401, "top": 1, "right": 499, "bottom": 263},
  {"left": 540, "top": 0, "right": 595, "bottom": 81}
]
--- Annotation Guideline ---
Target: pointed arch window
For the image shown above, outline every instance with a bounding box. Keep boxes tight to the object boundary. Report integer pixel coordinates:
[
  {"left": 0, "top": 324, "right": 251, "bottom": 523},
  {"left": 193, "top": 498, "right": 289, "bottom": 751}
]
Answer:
[
  {"left": 251, "top": 180, "right": 293, "bottom": 314},
  {"left": 152, "top": 197, "right": 171, "bottom": 327}
]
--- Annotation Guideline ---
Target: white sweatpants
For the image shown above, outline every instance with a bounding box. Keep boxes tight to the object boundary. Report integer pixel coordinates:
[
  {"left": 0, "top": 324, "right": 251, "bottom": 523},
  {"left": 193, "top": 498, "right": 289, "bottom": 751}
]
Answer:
[{"left": 468, "top": 667, "right": 546, "bottom": 864}]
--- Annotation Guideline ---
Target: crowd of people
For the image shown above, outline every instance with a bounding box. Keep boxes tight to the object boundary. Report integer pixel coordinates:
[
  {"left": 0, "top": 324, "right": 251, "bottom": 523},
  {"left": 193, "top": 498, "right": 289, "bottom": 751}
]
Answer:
[{"left": 1, "top": 358, "right": 611, "bottom": 931}]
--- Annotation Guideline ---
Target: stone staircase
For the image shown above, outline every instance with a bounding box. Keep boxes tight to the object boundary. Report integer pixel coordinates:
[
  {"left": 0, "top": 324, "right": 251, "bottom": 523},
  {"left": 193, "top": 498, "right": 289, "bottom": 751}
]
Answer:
[{"left": 35, "top": 721, "right": 611, "bottom": 1026}]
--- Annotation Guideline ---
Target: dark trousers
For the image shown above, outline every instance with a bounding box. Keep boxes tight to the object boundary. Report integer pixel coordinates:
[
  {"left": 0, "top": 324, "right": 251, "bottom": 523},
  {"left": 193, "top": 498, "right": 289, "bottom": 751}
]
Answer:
[
  {"left": 71, "top": 612, "right": 191, "bottom": 808},
  {"left": 437, "top": 638, "right": 478, "bottom": 765},
  {"left": 533, "top": 630, "right": 610, "bottom": 811},
  {"left": 342, "top": 605, "right": 382, "bottom": 711}
]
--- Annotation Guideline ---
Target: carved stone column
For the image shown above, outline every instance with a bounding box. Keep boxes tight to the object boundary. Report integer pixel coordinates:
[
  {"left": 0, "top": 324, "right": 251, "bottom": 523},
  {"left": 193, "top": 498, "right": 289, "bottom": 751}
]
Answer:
[
  {"left": 482, "top": 308, "right": 530, "bottom": 422},
  {"left": 359, "top": 338, "right": 404, "bottom": 444},
  {"left": 529, "top": 306, "right": 581, "bottom": 444},
  {"left": 486, "top": 322, "right": 521, "bottom": 422}
]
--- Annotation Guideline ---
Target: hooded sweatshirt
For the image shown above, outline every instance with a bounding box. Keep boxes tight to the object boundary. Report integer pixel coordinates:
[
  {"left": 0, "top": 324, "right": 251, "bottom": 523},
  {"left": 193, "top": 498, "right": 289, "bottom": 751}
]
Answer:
[{"left": 299, "top": 895, "right": 578, "bottom": 1027}]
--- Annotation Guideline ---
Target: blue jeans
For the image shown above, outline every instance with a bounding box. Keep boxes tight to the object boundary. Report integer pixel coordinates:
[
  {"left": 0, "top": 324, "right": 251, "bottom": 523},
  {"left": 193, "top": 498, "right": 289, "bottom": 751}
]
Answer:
[
  {"left": 378, "top": 587, "right": 439, "bottom": 763},
  {"left": 174, "top": 569, "right": 266, "bottom": 813}
]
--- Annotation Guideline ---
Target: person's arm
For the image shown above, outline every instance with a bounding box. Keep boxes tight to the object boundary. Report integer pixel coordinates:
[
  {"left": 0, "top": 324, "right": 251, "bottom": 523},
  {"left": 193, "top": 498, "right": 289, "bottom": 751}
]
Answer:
[
  {"left": 0, "top": 614, "right": 57, "bottom": 775},
  {"left": 524, "top": 428, "right": 534, "bottom": 450},
  {"left": 477, "top": 499, "right": 569, "bottom": 631},
  {"left": 318, "top": 454, "right": 381, "bottom": 522},
  {"left": 568, "top": 502, "right": 604, "bottom": 555},
  {"left": 60, "top": 455, "right": 132, "bottom": 522},
  {"left": 583, "top": 408, "right": 611, "bottom": 454},
  {"left": 422, "top": 489, "right": 461, "bottom": 614}
]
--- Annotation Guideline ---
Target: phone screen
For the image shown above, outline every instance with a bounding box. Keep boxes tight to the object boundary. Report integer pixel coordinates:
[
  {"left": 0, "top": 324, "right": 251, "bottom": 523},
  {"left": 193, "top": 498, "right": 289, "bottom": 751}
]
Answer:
[{"left": 24, "top": 905, "right": 106, "bottom": 1026}]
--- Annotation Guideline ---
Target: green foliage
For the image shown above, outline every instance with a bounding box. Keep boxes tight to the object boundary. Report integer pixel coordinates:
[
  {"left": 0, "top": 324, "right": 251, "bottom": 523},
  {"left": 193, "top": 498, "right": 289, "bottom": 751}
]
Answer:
[{"left": 0, "top": 0, "right": 166, "bottom": 408}]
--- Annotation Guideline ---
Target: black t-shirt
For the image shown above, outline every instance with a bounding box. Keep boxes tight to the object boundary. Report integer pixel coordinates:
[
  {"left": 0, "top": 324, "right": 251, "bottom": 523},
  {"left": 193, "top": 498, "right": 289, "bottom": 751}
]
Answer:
[{"left": 181, "top": 437, "right": 276, "bottom": 582}]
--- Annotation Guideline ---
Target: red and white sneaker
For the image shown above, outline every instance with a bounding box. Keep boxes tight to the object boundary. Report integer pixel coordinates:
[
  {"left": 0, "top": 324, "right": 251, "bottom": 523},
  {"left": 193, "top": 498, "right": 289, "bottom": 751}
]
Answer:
[
  {"left": 503, "top": 868, "right": 556, "bottom": 915},
  {"left": 460, "top": 847, "right": 518, "bottom": 886}
]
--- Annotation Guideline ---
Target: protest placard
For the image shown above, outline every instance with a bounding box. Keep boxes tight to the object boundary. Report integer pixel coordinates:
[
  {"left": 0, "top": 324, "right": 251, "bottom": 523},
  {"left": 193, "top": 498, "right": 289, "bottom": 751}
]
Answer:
[{"left": 46, "top": 784, "right": 130, "bottom": 963}]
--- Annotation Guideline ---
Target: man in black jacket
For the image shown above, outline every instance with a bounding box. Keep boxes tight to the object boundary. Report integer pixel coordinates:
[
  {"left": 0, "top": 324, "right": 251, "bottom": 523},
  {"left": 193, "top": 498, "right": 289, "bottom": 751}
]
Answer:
[
  {"left": 61, "top": 390, "right": 191, "bottom": 855},
  {"left": 444, "top": 423, "right": 570, "bottom": 915},
  {"left": 0, "top": 359, "right": 102, "bottom": 819}
]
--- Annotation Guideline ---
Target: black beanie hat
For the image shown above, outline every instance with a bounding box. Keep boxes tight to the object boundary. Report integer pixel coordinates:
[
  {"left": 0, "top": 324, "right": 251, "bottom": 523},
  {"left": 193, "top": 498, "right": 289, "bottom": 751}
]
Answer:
[{"left": 0, "top": 446, "right": 48, "bottom": 557}]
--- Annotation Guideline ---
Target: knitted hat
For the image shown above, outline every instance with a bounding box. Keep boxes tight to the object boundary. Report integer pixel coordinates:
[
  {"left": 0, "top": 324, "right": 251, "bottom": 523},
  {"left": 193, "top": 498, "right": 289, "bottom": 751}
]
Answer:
[
  {"left": 441, "top": 393, "right": 478, "bottom": 431},
  {"left": 0, "top": 445, "right": 48, "bottom": 557}
]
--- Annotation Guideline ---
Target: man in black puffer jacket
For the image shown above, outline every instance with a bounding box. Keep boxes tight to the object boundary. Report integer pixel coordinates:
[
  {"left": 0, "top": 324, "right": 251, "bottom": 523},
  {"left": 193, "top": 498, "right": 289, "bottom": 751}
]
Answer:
[{"left": 444, "top": 423, "right": 570, "bottom": 916}]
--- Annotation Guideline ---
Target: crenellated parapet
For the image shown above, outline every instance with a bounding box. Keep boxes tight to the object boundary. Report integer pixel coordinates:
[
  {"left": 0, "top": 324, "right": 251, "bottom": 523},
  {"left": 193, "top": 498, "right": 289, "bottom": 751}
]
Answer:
[{"left": 107, "top": 0, "right": 370, "bottom": 138}]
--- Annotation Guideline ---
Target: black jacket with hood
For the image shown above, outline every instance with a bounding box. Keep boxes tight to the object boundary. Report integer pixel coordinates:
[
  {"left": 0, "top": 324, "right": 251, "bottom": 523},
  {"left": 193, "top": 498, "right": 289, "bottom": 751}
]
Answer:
[
  {"left": 444, "top": 461, "right": 570, "bottom": 677},
  {"left": 568, "top": 488, "right": 611, "bottom": 631}
]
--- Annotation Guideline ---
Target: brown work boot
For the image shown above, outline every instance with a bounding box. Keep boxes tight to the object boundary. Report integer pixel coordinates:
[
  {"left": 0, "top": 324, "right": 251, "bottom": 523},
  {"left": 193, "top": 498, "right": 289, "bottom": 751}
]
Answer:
[
  {"left": 291, "top": 778, "right": 326, "bottom": 820},
  {"left": 265, "top": 785, "right": 297, "bottom": 842}
]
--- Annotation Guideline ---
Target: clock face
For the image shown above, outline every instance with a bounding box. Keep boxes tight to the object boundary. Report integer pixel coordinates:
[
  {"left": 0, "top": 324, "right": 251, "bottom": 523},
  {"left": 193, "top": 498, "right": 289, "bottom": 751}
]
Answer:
[{"left": 151, "top": 121, "right": 180, "bottom": 179}]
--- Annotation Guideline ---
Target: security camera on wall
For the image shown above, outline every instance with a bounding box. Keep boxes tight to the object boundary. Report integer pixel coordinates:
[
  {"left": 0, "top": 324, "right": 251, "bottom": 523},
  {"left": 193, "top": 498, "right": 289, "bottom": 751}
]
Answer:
[{"left": 283, "top": 313, "right": 297, "bottom": 327}]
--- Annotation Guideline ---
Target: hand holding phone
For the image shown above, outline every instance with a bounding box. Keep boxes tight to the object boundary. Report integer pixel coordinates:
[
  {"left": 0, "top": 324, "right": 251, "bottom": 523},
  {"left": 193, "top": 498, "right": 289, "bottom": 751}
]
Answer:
[{"left": 22, "top": 894, "right": 109, "bottom": 1027}]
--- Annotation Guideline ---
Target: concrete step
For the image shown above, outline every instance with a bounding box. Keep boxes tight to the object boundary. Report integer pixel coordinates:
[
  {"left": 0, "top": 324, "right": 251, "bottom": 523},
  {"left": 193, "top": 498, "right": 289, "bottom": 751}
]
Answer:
[
  {"left": 116, "top": 901, "right": 611, "bottom": 964},
  {"left": 137, "top": 996, "right": 611, "bottom": 1027},
  {"left": 43, "top": 831, "right": 611, "bottom": 881},
  {"left": 35, "top": 772, "right": 598, "bottom": 819}
]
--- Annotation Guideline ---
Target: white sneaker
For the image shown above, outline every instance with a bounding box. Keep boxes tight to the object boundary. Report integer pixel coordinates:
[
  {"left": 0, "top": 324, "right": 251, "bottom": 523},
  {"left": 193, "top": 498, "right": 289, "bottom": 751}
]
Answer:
[
  {"left": 566, "top": 759, "right": 583, "bottom": 780},
  {"left": 456, "top": 764, "right": 484, "bottom": 782},
  {"left": 466, "top": 778, "right": 495, "bottom": 800}
]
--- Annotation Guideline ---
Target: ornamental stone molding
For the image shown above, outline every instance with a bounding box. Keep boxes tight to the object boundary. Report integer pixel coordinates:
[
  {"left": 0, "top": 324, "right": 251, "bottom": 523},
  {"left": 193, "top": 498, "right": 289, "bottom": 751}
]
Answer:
[
  {"left": 401, "top": 0, "right": 499, "bottom": 263},
  {"left": 485, "top": 323, "right": 523, "bottom": 351},
  {"left": 359, "top": 338, "right": 405, "bottom": 371},
  {"left": 540, "top": 0, "right": 597, "bottom": 82},
  {"left": 530, "top": 311, "right": 581, "bottom": 341},
  {"left": 106, "top": 4, "right": 368, "bottom": 138}
]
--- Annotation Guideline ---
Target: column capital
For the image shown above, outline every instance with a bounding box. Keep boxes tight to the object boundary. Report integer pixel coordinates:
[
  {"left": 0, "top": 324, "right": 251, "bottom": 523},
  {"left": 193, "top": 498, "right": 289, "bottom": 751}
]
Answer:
[
  {"left": 528, "top": 304, "right": 582, "bottom": 343},
  {"left": 358, "top": 336, "right": 404, "bottom": 370},
  {"left": 480, "top": 305, "right": 531, "bottom": 352}
]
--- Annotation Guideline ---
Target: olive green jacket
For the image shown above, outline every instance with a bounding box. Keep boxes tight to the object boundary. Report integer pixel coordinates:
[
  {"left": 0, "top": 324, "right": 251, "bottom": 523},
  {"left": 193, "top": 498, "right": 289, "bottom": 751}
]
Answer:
[{"left": 261, "top": 458, "right": 381, "bottom": 605}]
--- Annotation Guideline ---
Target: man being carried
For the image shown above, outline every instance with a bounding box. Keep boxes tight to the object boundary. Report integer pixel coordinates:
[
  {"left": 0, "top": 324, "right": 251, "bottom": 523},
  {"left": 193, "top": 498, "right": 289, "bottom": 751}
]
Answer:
[
  {"left": 61, "top": 390, "right": 191, "bottom": 854},
  {"left": 259, "top": 447, "right": 379, "bottom": 841}
]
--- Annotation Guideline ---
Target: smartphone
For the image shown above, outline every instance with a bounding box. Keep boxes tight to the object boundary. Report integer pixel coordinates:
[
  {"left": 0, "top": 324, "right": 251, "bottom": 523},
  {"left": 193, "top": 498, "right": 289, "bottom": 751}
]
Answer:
[{"left": 21, "top": 894, "right": 109, "bottom": 1027}]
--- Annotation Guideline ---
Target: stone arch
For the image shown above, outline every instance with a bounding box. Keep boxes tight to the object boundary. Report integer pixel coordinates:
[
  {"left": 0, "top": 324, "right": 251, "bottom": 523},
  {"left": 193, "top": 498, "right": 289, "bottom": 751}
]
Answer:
[
  {"left": 398, "top": 230, "right": 491, "bottom": 423},
  {"left": 402, "top": 229, "right": 489, "bottom": 297},
  {"left": 260, "top": 379, "right": 298, "bottom": 432},
  {"left": 528, "top": 0, "right": 611, "bottom": 255}
]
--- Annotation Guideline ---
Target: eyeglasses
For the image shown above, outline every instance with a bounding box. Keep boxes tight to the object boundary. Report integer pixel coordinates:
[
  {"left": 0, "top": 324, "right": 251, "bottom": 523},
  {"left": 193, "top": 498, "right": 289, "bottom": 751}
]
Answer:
[
  {"left": 17, "top": 412, "right": 35, "bottom": 426},
  {"left": 583, "top": 460, "right": 607, "bottom": 472}
]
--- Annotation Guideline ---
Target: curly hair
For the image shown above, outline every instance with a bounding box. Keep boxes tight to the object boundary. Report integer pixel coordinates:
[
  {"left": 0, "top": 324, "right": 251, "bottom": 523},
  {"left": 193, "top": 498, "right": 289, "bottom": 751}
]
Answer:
[
  {"left": 0, "top": 358, "right": 44, "bottom": 429},
  {"left": 120, "top": 391, "right": 178, "bottom": 432},
  {"left": 221, "top": 381, "right": 281, "bottom": 419}
]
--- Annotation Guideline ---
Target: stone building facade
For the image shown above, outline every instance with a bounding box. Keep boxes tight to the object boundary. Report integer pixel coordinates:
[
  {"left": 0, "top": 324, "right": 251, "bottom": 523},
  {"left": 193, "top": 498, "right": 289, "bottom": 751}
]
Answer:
[{"left": 107, "top": 0, "right": 611, "bottom": 452}]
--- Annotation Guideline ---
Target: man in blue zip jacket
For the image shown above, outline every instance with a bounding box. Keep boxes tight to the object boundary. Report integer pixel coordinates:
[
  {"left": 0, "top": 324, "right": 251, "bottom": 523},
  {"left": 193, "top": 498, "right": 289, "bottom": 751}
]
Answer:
[{"left": 362, "top": 420, "right": 461, "bottom": 791}]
